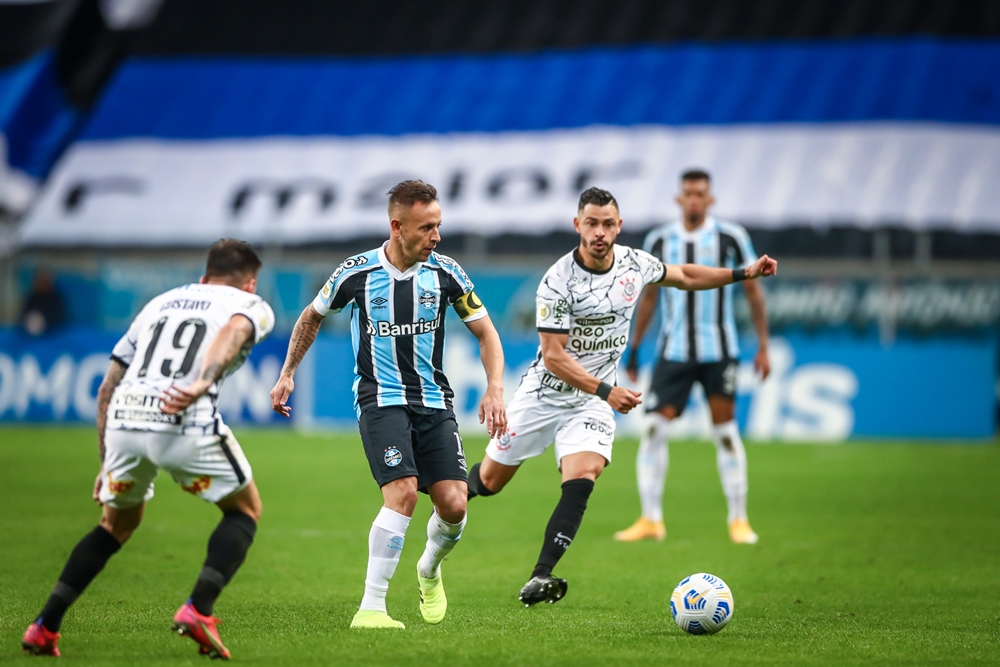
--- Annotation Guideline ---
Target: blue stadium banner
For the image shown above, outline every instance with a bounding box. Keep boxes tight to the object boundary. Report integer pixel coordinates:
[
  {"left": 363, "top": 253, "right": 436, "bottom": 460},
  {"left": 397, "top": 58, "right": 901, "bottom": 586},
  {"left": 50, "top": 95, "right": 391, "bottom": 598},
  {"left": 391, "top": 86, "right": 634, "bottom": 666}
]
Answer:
[
  {"left": 0, "top": 328, "right": 291, "bottom": 425},
  {"left": 308, "top": 330, "right": 997, "bottom": 440}
]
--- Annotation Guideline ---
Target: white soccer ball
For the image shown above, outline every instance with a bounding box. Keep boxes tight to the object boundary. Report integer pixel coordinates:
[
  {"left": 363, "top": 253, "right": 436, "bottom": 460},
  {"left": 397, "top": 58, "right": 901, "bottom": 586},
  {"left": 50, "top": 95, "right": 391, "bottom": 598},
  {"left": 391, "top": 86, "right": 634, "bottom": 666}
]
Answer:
[{"left": 670, "top": 573, "right": 734, "bottom": 635}]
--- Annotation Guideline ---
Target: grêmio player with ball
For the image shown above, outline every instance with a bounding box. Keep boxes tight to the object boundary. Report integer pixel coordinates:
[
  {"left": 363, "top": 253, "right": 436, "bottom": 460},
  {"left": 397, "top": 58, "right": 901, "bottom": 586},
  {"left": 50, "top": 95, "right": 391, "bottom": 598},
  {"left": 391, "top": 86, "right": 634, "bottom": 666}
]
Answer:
[{"left": 269, "top": 180, "right": 506, "bottom": 630}]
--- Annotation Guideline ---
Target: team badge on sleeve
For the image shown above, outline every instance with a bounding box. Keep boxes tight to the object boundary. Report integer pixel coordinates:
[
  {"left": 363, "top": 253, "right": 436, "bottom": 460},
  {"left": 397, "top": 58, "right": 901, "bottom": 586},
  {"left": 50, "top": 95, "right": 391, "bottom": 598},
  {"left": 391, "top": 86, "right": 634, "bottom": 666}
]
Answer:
[{"left": 453, "top": 290, "right": 485, "bottom": 321}]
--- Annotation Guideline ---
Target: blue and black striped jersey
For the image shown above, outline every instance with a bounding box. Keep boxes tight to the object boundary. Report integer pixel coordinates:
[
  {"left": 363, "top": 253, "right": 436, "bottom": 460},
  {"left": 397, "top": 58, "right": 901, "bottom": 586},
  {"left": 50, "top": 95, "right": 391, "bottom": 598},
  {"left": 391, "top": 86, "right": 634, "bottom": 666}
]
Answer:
[
  {"left": 644, "top": 217, "right": 756, "bottom": 363},
  {"left": 312, "top": 243, "right": 486, "bottom": 416}
]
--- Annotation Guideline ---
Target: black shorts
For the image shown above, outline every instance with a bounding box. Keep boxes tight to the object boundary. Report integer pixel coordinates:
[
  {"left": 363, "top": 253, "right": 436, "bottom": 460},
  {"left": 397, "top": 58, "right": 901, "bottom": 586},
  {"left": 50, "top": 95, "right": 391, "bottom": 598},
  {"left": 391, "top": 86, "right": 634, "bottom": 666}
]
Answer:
[
  {"left": 358, "top": 405, "right": 468, "bottom": 492},
  {"left": 647, "top": 359, "right": 738, "bottom": 416}
]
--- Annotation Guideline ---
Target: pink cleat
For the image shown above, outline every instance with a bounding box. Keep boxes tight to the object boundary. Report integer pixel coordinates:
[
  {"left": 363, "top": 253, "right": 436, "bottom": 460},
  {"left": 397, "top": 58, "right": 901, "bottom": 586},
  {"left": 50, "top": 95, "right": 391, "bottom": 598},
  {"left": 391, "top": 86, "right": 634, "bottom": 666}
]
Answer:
[
  {"left": 172, "top": 602, "right": 231, "bottom": 660},
  {"left": 22, "top": 621, "right": 60, "bottom": 657}
]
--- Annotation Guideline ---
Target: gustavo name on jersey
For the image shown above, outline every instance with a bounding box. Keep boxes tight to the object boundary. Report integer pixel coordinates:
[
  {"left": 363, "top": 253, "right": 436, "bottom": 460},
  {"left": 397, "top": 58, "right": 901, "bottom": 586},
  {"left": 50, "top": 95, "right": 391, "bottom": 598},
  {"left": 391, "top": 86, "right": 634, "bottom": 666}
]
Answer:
[{"left": 366, "top": 315, "right": 443, "bottom": 337}]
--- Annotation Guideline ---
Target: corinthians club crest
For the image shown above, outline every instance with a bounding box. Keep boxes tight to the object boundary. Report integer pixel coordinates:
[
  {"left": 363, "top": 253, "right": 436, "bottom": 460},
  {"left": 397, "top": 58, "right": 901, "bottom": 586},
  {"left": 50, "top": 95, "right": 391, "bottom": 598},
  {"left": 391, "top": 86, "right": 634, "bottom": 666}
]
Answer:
[{"left": 620, "top": 276, "right": 637, "bottom": 302}]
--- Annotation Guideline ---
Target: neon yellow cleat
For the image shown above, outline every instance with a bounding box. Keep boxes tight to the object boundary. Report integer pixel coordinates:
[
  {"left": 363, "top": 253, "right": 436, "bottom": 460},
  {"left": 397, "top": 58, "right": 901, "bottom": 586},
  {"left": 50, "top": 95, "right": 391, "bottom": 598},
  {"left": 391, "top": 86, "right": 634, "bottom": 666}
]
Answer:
[
  {"left": 417, "top": 566, "right": 448, "bottom": 624},
  {"left": 614, "top": 517, "right": 666, "bottom": 542},
  {"left": 350, "top": 610, "right": 405, "bottom": 629},
  {"left": 728, "top": 518, "right": 759, "bottom": 544}
]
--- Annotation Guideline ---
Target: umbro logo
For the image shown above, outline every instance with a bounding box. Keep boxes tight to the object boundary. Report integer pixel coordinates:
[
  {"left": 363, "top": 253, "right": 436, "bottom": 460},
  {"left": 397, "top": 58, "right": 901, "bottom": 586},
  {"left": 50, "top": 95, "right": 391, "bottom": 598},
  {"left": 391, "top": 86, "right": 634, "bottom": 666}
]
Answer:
[{"left": 371, "top": 296, "right": 388, "bottom": 309}]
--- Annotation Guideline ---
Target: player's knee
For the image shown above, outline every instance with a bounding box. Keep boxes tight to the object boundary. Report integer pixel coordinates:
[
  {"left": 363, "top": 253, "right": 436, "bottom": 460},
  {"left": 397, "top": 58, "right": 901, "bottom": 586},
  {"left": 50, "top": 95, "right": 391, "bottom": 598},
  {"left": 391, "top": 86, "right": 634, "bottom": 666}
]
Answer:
[
  {"left": 100, "top": 511, "right": 142, "bottom": 544},
  {"left": 660, "top": 405, "right": 679, "bottom": 420},
  {"left": 437, "top": 497, "right": 467, "bottom": 524}
]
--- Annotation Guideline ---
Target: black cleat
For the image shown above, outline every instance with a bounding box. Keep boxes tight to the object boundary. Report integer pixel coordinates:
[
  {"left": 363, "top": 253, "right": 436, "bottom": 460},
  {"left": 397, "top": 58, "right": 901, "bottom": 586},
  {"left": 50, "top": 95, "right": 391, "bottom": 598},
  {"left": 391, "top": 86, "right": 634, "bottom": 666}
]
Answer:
[{"left": 518, "top": 575, "right": 568, "bottom": 607}]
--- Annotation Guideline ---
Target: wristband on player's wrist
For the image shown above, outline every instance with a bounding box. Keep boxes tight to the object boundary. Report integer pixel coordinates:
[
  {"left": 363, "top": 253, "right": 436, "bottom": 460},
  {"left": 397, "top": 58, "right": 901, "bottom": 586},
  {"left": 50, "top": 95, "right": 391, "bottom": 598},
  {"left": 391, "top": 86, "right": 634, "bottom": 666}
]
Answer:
[
  {"left": 731, "top": 268, "right": 747, "bottom": 282},
  {"left": 595, "top": 381, "right": 613, "bottom": 401}
]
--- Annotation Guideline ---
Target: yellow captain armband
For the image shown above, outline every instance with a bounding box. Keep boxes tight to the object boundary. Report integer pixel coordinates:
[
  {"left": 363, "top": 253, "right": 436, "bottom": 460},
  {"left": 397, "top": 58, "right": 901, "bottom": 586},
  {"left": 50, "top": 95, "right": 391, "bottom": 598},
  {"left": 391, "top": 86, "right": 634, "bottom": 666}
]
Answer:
[{"left": 453, "top": 290, "right": 486, "bottom": 321}]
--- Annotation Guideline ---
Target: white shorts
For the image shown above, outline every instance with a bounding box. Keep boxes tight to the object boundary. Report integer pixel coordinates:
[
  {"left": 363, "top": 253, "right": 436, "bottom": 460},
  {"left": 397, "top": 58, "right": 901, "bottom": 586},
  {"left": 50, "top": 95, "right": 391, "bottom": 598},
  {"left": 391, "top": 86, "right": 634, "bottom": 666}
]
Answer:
[
  {"left": 485, "top": 390, "right": 616, "bottom": 468},
  {"left": 99, "top": 424, "right": 253, "bottom": 509}
]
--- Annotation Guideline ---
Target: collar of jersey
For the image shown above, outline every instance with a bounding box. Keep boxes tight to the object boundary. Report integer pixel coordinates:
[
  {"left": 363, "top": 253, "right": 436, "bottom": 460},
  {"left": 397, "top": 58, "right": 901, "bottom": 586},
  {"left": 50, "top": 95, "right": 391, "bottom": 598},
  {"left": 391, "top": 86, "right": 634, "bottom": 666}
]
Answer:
[
  {"left": 573, "top": 247, "right": 615, "bottom": 275},
  {"left": 676, "top": 216, "right": 717, "bottom": 241},
  {"left": 378, "top": 242, "right": 423, "bottom": 281}
]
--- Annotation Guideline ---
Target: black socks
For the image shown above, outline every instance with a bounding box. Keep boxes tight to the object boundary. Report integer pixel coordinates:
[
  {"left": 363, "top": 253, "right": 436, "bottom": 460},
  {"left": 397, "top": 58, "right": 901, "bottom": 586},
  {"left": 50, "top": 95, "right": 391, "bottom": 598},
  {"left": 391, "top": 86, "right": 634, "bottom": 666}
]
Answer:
[
  {"left": 190, "top": 510, "right": 257, "bottom": 616},
  {"left": 532, "top": 478, "right": 595, "bottom": 579},
  {"left": 467, "top": 462, "right": 497, "bottom": 499},
  {"left": 38, "top": 526, "right": 122, "bottom": 632}
]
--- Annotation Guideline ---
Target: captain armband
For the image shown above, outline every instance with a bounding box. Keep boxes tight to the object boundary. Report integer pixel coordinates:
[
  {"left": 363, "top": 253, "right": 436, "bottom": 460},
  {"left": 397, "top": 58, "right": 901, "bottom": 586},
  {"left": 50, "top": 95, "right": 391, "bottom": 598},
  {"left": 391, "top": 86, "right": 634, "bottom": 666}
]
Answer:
[{"left": 453, "top": 290, "right": 486, "bottom": 322}]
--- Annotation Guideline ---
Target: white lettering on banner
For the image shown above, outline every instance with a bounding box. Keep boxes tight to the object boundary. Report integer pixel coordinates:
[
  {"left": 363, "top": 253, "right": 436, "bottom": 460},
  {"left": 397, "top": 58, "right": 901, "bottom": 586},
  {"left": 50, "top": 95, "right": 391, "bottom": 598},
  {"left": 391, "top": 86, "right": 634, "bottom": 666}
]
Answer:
[
  {"left": 16, "top": 355, "right": 74, "bottom": 419},
  {"left": 0, "top": 352, "right": 281, "bottom": 424},
  {"left": 442, "top": 335, "right": 859, "bottom": 441},
  {"left": 19, "top": 123, "right": 1000, "bottom": 246}
]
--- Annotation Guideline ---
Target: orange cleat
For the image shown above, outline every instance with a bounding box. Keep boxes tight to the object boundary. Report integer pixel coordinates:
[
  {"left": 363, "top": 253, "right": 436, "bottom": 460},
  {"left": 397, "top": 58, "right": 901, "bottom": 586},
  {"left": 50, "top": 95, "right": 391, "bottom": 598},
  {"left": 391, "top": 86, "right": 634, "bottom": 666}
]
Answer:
[
  {"left": 728, "top": 518, "right": 759, "bottom": 544},
  {"left": 614, "top": 517, "right": 666, "bottom": 542},
  {"left": 22, "top": 621, "right": 60, "bottom": 657},
  {"left": 172, "top": 602, "right": 231, "bottom": 660}
]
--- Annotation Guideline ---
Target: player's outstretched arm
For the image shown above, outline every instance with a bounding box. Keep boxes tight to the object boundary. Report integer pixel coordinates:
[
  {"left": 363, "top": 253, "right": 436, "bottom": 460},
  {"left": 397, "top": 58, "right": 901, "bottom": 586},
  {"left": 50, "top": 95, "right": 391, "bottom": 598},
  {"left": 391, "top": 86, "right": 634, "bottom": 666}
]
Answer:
[
  {"left": 657, "top": 254, "right": 778, "bottom": 291},
  {"left": 94, "top": 358, "right": 127, "bottom": 503},
  {"left": 162, "top": 314, "right": 255, "bottom": 414},
  {"left": 540, "top": 332, "right": 642, "bottom": 414},
  {"left": 270, "top": 304, "right": 324, "bottom": 418},
  {"left": 465, "top": 314, "right": 507, "bottom": 439}
]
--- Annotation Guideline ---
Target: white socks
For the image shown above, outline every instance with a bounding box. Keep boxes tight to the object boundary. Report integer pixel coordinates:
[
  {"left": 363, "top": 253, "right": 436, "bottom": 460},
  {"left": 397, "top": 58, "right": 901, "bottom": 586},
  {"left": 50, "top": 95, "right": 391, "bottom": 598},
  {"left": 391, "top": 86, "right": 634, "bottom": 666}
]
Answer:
[
  {"left": 636, "top": 412, "right": 670, "bottom": 523},
  {"left": 417, "top": 511, "right": 466, "bottom": 579},
  {"left": 711, "top": 420, "right": 749, "bottom": 524},
  {"left": 359, "top": 507, "right": 411, "bottom": 613}
]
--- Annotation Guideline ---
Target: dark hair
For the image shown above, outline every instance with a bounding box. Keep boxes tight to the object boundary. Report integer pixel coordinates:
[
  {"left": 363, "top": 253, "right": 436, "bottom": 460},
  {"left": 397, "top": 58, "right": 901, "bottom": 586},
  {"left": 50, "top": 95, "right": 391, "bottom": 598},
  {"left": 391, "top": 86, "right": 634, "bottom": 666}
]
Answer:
[
  {"left": 205, "top": 239, "right": 262, "bottom": 279},
  {"left": 387, "top": 179, "right": 438, "bottom": 213},
  {"left": 577, "top": 187, "right": 619, "bottom": 213},
  {"left": 681, "top": 168, "right": 711, "bottom": 183}
]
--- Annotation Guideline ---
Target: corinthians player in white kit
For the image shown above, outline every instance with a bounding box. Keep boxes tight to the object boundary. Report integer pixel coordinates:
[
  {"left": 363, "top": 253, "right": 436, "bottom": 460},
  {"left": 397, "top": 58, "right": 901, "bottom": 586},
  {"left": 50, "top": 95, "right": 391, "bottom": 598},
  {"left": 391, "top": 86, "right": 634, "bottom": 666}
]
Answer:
[
  {"left": 22, "top": 240, "right": 273, "bottom": 660},
  {"left": 465, "top": 188, "right": 777, "bottom": 606}
]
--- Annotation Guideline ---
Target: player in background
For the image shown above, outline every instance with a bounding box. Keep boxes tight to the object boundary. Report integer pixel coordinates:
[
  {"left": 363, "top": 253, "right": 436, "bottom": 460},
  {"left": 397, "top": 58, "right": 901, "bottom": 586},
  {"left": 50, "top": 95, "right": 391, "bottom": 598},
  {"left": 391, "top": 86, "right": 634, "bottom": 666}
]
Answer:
[
  {"left": 270, "top": 180, "right": 506, "bottom": 629},
  {"left": 615, "top": 169, "right": 770, "bottom": 545},
  {"left": 465, "top": 188, "right": 776, "bottom": 605},
  {"left": 22, "top": 240, "right": 274, "bottom": 660}
]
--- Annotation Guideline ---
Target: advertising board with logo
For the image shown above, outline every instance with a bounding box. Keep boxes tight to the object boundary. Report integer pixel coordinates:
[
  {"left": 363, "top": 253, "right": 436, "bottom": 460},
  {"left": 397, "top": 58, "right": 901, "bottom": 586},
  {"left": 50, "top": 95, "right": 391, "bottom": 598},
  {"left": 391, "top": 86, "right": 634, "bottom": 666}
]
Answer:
[{"left": 0, "top": 328, "right": 290, "bottom": 425}]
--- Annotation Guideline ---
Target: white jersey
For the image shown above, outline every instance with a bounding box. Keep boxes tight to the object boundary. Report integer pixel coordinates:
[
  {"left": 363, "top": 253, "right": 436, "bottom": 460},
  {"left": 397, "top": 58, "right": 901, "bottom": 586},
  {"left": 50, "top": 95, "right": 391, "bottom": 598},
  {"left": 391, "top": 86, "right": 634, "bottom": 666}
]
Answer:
[
  {"left": 521, "top": 245, "right": 665, "bottom": 408},
  {"left": 107, "top": 283, "right": 274, "bottom": 434}
]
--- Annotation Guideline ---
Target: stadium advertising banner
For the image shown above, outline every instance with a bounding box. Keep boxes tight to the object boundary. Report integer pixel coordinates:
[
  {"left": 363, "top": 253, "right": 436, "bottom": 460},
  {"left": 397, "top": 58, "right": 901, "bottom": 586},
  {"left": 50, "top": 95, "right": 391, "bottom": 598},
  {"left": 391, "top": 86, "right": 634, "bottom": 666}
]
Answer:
[
  {"left": 2, "top": 328, "right": 994, "bottom": 439},
  {"left": 21, "top": 124, "right": 1000, "bottom": 246},
  {"left": 18, "top": 39, "right": 1000, "bottom": 245},
  {"left": 308, "top": 331, "right": 997, "bottom": 440},
  {"left": 0, "top": 328, "right": 290, "bottom": 425}
]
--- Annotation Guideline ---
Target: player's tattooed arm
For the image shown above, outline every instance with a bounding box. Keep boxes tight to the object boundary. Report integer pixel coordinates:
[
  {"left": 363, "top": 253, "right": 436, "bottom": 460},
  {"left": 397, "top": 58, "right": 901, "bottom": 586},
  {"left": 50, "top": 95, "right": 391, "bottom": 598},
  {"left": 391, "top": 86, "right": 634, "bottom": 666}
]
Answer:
[
  {"left": 162, "top": 314, "right": 255, "bottom": 414},
  {"left": 539, "top": 332, "right": 642, "bottom": 414},
  {"left": 656, "top": 255, "right": 778, "bottom": 290},
  {"left": 96, "top": 359, "right": 128, "bottom": 462},
  {"left": 465, "top": 315, "right": 507, "bottom": 438},
  {"left": 270, "top": 304, "right": 324, "bottom": 418}
]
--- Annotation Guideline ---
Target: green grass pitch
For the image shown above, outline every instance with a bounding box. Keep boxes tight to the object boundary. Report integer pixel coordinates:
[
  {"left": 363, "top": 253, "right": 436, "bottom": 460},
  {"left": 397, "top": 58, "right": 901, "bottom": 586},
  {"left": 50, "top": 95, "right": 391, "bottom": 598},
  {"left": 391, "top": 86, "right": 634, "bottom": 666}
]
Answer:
[{"left": 1, "top": 426, "right": 998, "bottom": 665}]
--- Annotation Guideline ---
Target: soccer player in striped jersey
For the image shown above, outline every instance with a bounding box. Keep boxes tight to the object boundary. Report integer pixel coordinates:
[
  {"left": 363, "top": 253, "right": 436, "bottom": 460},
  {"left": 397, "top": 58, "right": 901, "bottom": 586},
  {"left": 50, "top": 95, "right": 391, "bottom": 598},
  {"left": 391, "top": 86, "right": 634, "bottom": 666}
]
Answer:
[
  {"left": 616, "top": 169, "right": 771, "bottom": 545},
  {"left": 270, "top": 180, "right": 506, "bottom": 629}
]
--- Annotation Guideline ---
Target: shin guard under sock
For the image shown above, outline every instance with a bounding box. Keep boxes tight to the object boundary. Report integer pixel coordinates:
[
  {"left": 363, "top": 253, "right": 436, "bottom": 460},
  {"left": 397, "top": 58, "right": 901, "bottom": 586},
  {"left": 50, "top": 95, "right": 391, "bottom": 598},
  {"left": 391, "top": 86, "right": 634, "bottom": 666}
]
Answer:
[
  {"left": 532, "top": 478, "right": 595, "bottom": 578},
  {"left": 38, "top": 526, "right": 122, "bottom": 632},
  {"left": 190, "top": 510, "right": 257, "bottom": 616}
]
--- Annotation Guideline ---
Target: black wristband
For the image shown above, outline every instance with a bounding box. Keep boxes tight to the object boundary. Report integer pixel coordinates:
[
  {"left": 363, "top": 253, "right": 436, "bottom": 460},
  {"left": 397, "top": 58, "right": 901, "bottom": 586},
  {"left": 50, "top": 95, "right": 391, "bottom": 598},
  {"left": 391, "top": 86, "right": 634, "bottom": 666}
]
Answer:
[
  {"left": 732, "top": 268, "right": 747, "bottom": 282},
  {"left": 595, "top": 381, "right": 613, "bottom": 401}
]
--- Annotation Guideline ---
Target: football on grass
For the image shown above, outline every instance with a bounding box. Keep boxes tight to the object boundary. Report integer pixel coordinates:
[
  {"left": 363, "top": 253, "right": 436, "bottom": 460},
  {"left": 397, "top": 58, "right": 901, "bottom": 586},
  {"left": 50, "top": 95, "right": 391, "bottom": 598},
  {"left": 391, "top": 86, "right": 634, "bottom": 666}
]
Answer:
[{"left": 670, "top": 573, "right": 734, "bottom": 635}]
